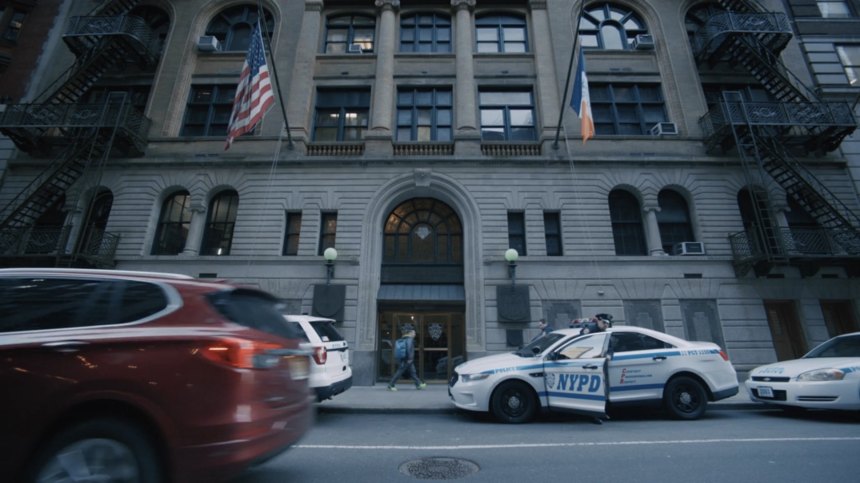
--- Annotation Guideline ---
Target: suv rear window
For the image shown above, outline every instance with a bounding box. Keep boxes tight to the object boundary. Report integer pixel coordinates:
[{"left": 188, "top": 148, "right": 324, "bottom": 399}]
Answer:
[
  {"left": 311, "top": 321, "right": 345, "bottom": 342},
  {"left": 0, "top": 277, "right": 168, "bottom": 333},
  {"left": 209, "top": 289, "right": 303, "bottom": 340}
]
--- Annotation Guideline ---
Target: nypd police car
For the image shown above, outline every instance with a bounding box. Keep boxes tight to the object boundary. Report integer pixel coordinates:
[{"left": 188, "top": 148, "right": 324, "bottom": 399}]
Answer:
[
  {"left": 449, "top": 326, "right": 738, "bottom": 423},
  {"left": 744, "top": 331, "right": 860, "bottom": 411}
]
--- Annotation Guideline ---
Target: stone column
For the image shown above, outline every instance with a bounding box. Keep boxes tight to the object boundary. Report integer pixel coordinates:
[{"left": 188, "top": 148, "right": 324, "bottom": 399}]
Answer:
[
  {"left": 528, "top": 0, "right": 561, "bottom": 143},
  {"left": 643, "top": 206, "right": 666, "bottom": 256},
  {"left": 370, "top": 0, "right": 398, "bottom": 134},
  {"left": 452, "top": 0, "right": 480, "bottom": 155},
  {"left": 181, "top": 203, "right": 207, "bottom": 256},
  {"left": 285, "top": 0, "right": 325, "bottom": 152}
]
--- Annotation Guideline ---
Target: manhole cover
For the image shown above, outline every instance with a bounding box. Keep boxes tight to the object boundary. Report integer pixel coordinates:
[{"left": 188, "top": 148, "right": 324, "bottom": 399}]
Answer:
[{"left": 399, "top": 456, "right": 480, "bottom": 480}]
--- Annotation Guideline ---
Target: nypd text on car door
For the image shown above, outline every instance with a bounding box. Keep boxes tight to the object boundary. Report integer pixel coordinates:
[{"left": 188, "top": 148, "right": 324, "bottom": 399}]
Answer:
[{"left": 543, "top": 332, "right": 610, "bottom": 417}]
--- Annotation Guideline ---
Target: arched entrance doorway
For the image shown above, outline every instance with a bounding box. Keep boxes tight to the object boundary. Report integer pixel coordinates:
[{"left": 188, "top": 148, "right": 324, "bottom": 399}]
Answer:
[{"left": 376, "top": 198, "right": 466, "bottom": 383}]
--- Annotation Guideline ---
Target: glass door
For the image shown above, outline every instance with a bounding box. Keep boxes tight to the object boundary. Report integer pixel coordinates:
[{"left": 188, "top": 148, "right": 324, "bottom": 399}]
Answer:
[{"left": 377, "top": 310, "right": 465, "bottom": 382}]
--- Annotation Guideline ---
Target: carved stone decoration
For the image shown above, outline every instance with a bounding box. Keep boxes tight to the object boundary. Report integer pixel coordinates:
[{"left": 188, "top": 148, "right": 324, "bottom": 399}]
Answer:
[
  {"left": 451, "top": 0, "right": 476, "bottom": 10},
  {"left": 413, "top": 168, "right": 432, "bottom": 187},
  {"left": 375, "top": 0, "right": 401, "bottom": 10}
]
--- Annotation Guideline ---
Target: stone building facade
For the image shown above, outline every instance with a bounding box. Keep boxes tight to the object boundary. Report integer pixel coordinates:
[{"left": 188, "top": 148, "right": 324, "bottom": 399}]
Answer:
[{"left": 1, "top": 0, "right": 859, "bottom": 385}]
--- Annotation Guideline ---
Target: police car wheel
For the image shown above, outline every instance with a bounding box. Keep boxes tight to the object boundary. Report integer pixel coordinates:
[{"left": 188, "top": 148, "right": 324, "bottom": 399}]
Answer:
[
  {"left": 663, "top": 376, "right": 707, "bottom": 420},
  {"left": 491, "top": 381, "right": 537, "bottom": 424}
]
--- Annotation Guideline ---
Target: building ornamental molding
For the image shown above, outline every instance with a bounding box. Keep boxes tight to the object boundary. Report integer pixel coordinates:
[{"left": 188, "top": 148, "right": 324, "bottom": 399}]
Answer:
[
  {"left": 451, "top": 0, "right": 476, "bottom": 11},
  {"left": 375, "top": 0, "right": 400, "bottom": 11}
]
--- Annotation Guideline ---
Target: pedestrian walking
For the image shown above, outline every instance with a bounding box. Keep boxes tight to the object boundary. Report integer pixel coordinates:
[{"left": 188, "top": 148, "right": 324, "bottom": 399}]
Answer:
[{"left": 387, "top": 330, "right": 426, "bottom": 391}]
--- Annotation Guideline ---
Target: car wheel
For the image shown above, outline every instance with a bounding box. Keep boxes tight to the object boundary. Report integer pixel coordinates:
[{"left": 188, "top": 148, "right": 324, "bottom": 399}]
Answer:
[
  {"left": 491, "top": 381, "right": 537, "bottom": 424},
  {"left": 663, "top": 376, "right": 707, "bottom": 420},
  {"left": 29, "top": 418, "right": 162, "bottom": 483}
]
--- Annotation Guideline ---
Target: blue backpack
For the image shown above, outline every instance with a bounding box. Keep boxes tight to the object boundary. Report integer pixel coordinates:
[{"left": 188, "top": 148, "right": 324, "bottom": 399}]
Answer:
[{"left": 394, "top": 337, "right": 408, "bottom": 361}]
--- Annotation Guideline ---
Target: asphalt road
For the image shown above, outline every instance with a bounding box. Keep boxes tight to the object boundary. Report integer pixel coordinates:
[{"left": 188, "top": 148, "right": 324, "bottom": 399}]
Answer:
[{"left": 233, "top": 408, "right": 860, "bottom": 483}]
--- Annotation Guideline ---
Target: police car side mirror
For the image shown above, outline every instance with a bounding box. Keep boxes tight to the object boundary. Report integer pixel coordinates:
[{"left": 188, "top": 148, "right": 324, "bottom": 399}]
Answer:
[{"left": 531, "top": 346, "right": 542, "bottom": 356}]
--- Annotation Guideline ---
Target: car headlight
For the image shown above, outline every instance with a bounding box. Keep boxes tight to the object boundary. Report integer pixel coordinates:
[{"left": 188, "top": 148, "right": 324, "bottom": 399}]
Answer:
[
  {"left": 796, "top": 368, "right": 844, "bottom": 381},
  {"left": 461, "top": 373, "right": 490, "bottom": 382}
]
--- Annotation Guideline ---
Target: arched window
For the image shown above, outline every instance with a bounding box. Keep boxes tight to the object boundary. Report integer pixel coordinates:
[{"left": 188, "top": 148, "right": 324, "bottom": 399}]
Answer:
[
  {"left": 609, "top": 189, "right": 646, "bottom": 255},
  {"left": 201, "top": 190, "right": 239, "bottom": 256},
  {"left": 657, "top": 189, "right": 694, "bottom": 254},
  {"left": 79, "top": 190, "right": 114, "bottom": 255},
  {"left": 383, "top": 198, "right": 462, "bottom": 264},
  {"left": 400, "top": 13, "right": 451, "bottom": 53},
  {"left": 737, "top": 187, "right": 778, "bottom": 255},
  {"left": 205, "top": 5, "right": 273, "bottom": 51},
  {"left": 325, "top": 14, "right": 375, "bottom": 53},
  {"left": 786, "top": 197, "right": 828, "bottom": 254},
  {"left": 475, "top": 14, "right": 527, "bottom": 53},
  {"left": 579, "top": 3, "right": 648, "bottom": 50},
  {"left": 152, "top": 191, "right": 191, "bottom": 255},
  {"left": 685, "top": 3, "right": 725, "bottom": 47},
  {"left": 129, "top": 5, "right": 170, "bottom": 55}
]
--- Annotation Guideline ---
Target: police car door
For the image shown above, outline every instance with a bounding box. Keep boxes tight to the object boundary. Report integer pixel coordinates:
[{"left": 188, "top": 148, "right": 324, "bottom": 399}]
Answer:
[{"left": 543, "top": 332, "right": 610, "bottom": 417}]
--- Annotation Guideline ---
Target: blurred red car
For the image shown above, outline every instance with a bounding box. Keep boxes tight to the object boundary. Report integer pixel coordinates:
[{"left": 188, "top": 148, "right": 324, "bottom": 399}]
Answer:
[{"left": 0, "top": 268, "right": 314, "bottom": 482}]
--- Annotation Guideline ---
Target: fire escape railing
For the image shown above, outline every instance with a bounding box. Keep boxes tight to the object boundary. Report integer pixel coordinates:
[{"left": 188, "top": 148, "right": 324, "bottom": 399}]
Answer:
[
  {"left": 693, "top": 2, "right": 860, "bottom": 276},
  {"left": 0, "top": 0, "right": 150, "bottom": 268}
]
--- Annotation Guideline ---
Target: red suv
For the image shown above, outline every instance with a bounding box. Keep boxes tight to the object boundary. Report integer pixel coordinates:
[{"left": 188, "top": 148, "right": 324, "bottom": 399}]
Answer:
[{"left": 0, "top": 268, "right": 314, "bottom": 482}]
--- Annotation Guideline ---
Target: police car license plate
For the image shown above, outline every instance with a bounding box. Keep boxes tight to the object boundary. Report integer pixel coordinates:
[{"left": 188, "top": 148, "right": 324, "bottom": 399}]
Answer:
[{"left": 757, "top": 386, "right": 774, "bottom": 398}]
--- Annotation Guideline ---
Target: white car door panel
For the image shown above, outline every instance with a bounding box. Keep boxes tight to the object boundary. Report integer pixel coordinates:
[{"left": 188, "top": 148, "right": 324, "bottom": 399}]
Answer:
[{"left": 543, "top": 333, "right": 609, "bottom": 416}]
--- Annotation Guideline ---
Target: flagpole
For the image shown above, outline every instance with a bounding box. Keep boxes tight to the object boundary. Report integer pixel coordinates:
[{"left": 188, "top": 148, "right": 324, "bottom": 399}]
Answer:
[
  {"left": 257, "top": 2, "right": 293, "bottom": 148},
  {"left": 553, "top": 1, "right": 587, "bottom": 150}
]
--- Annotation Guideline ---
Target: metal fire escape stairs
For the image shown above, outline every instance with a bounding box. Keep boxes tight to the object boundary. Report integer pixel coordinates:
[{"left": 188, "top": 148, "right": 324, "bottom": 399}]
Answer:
[
  {"left": 0, "top": 0, "right": 157, "bottom": 265},
  {"left": 695, "top": 0, "right": 860, "bottom": 276}
]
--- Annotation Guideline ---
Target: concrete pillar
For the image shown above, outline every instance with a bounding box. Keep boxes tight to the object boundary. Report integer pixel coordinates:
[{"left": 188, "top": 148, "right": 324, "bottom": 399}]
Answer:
[
  {"left": 643, "top": 206, "right": 667, "bottom": 256},
  {"left": 181, "top": 203, "right": 207, "bottom": 256},
  {"left": 452, "top": 0, "right": 477, "bottom": 134},
  {"left": 285, "top": 0, "right": 325, "bottom": 150},
  {"left": 528, "top": 0, "right": 561, "bottom": 141},
  {"left": 370, "top": 0, "right": 399, "bottom": 134}
]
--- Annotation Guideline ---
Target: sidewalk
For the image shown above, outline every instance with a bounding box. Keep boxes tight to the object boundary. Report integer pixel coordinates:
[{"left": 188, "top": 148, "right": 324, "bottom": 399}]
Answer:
[{"left": 315, "top": 383, "right": 761, "bottom": 414}]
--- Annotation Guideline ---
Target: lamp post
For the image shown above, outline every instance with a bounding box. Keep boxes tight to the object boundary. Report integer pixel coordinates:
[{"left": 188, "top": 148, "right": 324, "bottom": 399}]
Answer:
[
  {"left": 505, "top": 248, "right": 519, "bottom": 286},
  {"left": 324, "top": 247, "right": 338, "bottom": 284}
]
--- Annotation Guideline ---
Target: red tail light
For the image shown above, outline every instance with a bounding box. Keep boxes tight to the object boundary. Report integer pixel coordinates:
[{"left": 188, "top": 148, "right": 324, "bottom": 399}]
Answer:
[
  {"left": 312, "top": 346, "right": 327, "bottom": 365},
  {"left": 199, "top": 337, "right": 283, "bottom": 369},
  {"left": 719, "top": 350, "right": 730, "bottom": 361}
]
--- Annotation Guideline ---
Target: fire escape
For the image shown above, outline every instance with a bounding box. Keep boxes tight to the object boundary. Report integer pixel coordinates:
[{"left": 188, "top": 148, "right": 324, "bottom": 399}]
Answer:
[
  {"left": 694, "top": 0, "right": 860, "bottom": 277},
  {"left": 0, "top": 0, "right": 156, "bottom": 268}
]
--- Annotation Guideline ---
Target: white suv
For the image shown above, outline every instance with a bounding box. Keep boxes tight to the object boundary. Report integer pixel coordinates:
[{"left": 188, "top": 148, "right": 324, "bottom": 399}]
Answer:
[{"left": 282, "top": 315, "right": 352, "bottom": 401}]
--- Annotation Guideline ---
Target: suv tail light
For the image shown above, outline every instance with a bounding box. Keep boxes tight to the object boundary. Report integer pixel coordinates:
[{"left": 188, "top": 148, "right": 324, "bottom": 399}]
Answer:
[
  {"left": 200, "top": 338, "right": 285, "bottom": 369},
  {"left": 312, "top": 346, "right": 327, "bottom": 365},
  {"left": 719, "top": 350, "right": 729, "bottom": 361}
]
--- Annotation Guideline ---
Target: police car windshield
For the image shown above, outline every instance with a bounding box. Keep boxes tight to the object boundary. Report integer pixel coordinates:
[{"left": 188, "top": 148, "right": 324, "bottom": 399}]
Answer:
[
  {"left": 804, "top": 334, "right": 860, "bottom": 358},
  {"left": 516, "top": 333, "right": 565, "bottom": 357}
]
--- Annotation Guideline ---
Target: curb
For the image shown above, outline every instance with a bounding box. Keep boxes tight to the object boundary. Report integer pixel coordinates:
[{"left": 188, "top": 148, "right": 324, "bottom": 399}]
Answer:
[{"left": 315, "top": 402, "right": 765, "bottom": 415}]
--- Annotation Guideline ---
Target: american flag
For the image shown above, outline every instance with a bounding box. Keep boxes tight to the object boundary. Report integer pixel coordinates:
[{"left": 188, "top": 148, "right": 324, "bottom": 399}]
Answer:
[{"left": 225, "top": 20, "right": 275, "bottom": 150}]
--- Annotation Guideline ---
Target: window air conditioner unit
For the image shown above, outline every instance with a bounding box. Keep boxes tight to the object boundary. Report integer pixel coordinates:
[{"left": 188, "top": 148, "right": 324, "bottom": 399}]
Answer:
[
  {"left": 197, "top": 35, "right": 221, "bottom": 52},
  {"left": 650, "top": 122, "right": 678, "bottom": 136},
  {"left": 347, "top": 43, "right": 364, "bottom": 53},
  {"left": 673, "top": 242, "right": 705, "bottom": 256},
  {"left": 632, "top": 34, "right": 655, "bottom": 50}
]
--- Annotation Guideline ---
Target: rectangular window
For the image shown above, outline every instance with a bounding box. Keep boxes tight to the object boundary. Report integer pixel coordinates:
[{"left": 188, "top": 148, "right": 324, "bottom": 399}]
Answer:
[
  {"left": 836, "top": 45, "right": 860, "bottom": 86},
  {"left": 400, "top": 14, "right": 452, "bottom": 53},
  {"left": 283, "top": 211, "right": 302, "bottom": 256},
  {"left": 479, "top": 89, "right": 536, "bottom": 141},
  {"left": 590, "top": 83, "right": 668, "bottom": 135},
  {"left": 313, "top": 89, "right": 370, "bottom": 141},
  {"left": 1, "top": 9, "right": 26, "bottom": 43},
  {"left": 818, "top": 1, "right": 853, "bottom": 17},
  {"left": 396, "top": 87, "right": 453, "bottom": 141},
  {"left": 507, "top": 211, "right": 526, "bottom": 256},
  {"left": 181, "top": 85, "right": 235, "bottom": 137},
  {"left": 318, "top": 212, "right": 337, "bottom": 255},
  {"left": 543, "top": 211, "right": 562, "bottom": 256}
]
